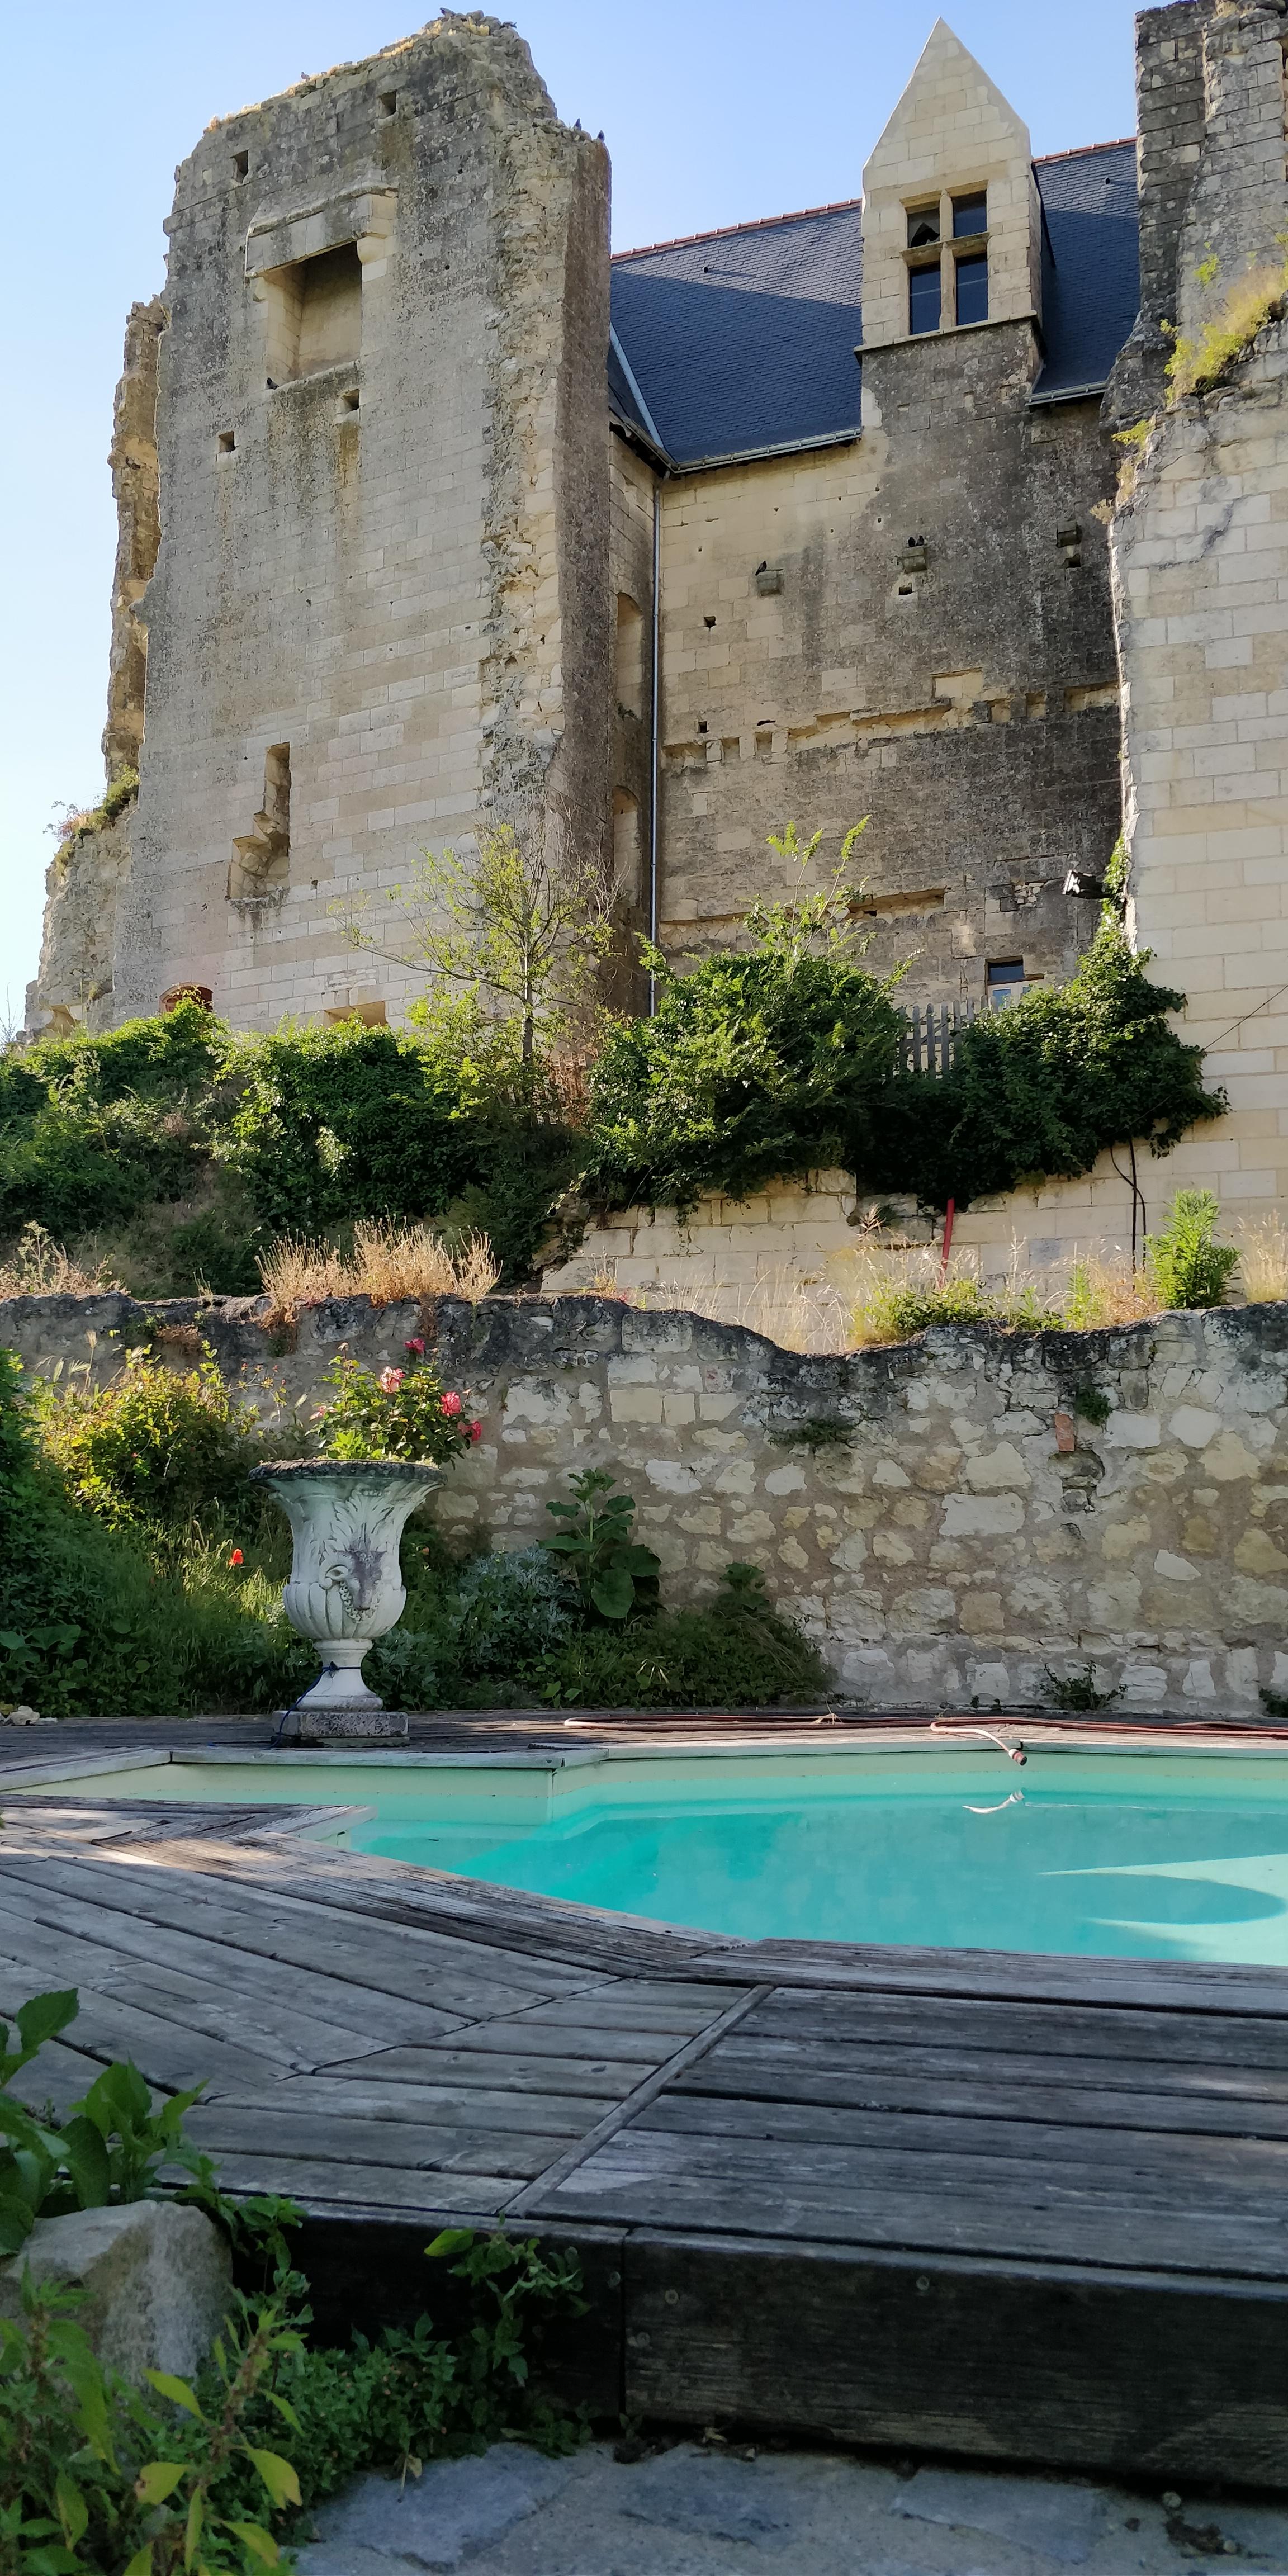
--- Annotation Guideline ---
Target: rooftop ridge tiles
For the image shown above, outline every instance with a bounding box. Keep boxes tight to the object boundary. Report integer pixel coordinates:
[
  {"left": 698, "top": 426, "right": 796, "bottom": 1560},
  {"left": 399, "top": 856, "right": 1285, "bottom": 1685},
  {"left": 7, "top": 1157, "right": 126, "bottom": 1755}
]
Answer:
[
  {"left": 613, "top": 196, "right": 864, "bottom": 263},
  {"left": 612, "top": 139, "right": 1139, "bottom": 265}
]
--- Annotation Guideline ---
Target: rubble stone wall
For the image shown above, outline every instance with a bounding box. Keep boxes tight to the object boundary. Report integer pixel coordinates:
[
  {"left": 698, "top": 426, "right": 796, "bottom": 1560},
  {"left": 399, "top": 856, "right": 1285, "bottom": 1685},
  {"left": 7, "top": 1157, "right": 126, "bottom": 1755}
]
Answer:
[{"left": 6, "top": 1287, "right": 1288, "bottom": 1716}]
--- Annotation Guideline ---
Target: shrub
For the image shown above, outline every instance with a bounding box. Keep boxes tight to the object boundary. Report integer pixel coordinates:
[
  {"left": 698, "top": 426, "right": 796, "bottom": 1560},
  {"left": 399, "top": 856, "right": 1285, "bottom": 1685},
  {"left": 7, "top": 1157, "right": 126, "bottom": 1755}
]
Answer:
[
  {"left": 36, "top": 1348, "right": 263, "bottom": 1543},
  {"left": 540, "top": 1565, "right": 828, "bottom": 1709},
  {"left": 0, "top": 1348, "right": 307, "bottom": 1718},
  {"left": 584, "top": 948, "right": 905, "bottom": 1218},
  {"left": 868, "top": 923, "right": 1225, "bottom": 1213},
  {"left": 1145, "top": 1188, "right": 1239, "bottom": 1310}
]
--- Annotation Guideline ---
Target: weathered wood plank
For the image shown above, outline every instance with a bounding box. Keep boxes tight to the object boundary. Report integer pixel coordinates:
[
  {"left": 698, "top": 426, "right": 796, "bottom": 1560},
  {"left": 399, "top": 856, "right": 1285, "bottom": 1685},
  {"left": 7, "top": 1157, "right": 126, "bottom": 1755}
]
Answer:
[
  {"left": 686, "top": 1940, "right": 1288, "bottom": 2015},
  {"left": 506, "top": 1990, "right": 735, "bottom": 2037},
  {"left": 676, "top": 2040, "right": 1288, "bottom": 2137},
  {"left": 0, "top": 1892, "right": 444, "bottom": 2068},
  {"left": 344, "top": 2044, "right": 651, "bottom": 2098},
  {"left": 737, "top": 1986, "right": 1288, "bottom": 2066},
  {"left": 646, "top": 2089, "right": 1288, "bottom": 2194},
  {"left": 196, "top": 2152, "right": 517, "bottom": 2214},
  {"left": 622, "top": 2230, "right": 1288, "bottom": 2485},
  {"left": 0, "top": 1849, "right": 593, "bottom": 2016},
  {"left": 193, "top": 2078, "right": 614, "bottom": 2134},
  {"left": 686, "top": 2026, "right": 1288, "bottom": 2106},
  {"left": 185, "top": 2106, "right": 577, "bottom": 2177},
  {"left": 0, "top": 1876, "right": 487, "bottom": 2047},
  {"left": 533, "top": 2127, "right": 1288, "bottom": 2275}
]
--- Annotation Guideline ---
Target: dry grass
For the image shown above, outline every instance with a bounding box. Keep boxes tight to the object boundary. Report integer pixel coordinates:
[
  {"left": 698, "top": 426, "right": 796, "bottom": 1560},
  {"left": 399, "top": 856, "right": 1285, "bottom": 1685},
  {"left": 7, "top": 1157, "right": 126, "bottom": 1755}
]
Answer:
[
  {"left": 1061, "top": 1255, "right": 1162, "bottom": 1329},
  {"left": 642, "top": 1268, "right": 854, "bottom": 1355},
  {"left": 258, "top": 1219, "right": 500, "bottom": 1322},
  {"left": 1235, "top": 1213, "right": 1288, "bottom": 1305},
  {"left": 1167, "top": 261, "right": 1287, "bottom": 401},
  {"left": 0, "top": 1222, "right": 123, "bottom": 1300}
]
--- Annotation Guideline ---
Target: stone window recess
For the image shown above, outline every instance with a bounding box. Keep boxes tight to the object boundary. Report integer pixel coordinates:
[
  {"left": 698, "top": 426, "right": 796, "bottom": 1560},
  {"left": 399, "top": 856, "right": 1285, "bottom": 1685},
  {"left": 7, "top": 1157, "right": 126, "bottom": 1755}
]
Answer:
[
  {"left": 615, "top": 595, "right": 643, "bottom": 716},
  {"left": 229, "top": 745, "right": 291, "bottom": 899},
  {"left": 259, "top": 244, "right": 362, "bottom": 385},
  {"left": 613, "top": 789, "right": 641, "bottom": 900},
  {"left": 907, "top": 203, "right": 940, "bottom": 249}
]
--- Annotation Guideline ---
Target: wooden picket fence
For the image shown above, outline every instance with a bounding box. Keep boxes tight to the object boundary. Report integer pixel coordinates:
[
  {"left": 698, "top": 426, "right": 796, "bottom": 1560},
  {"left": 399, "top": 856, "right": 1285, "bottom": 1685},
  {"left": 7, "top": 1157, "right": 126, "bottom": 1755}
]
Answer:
[{"left": 900, "top": 998, "right": 980, "bottom": 1076}]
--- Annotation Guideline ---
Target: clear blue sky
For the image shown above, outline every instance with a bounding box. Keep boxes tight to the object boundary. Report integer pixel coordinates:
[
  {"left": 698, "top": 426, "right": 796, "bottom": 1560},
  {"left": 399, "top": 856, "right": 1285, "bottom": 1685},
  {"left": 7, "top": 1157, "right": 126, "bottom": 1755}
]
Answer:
[{"left": 1, "top": 0, "right": 1142, "bottom": 1030}]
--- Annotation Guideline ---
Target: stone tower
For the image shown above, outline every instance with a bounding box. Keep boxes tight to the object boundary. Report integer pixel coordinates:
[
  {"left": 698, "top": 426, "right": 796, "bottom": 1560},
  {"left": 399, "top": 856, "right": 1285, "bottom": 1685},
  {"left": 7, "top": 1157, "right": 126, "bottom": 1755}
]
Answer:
[{"left": 37, "top": 14, "right": 612, "bottom": 1032}]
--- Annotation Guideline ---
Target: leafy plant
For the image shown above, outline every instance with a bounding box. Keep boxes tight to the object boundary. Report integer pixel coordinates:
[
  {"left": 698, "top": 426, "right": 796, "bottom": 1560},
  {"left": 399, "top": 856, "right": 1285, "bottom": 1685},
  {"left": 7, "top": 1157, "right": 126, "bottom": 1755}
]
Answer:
[
  {"left": 1145, "top": 1188, "right": 1239, "bottom": 1310},
  {"left": 312, "top": 1343, "right": 481, "bottom": 1465},
  {"left": 0, "top": 1990, "right": 209, "bottom": 2257},
  {"left": 1071, "top": 1381, "right": 1112, "bottom": 1427},
  {"left": 539, "top": 1469, "right": 660, "bottom": 1621},
  {"left": 539, "top": 1563, "right": 827, "bottom": 1709},
  {"left": 1043, "top": 1661, "right": 1124, "bottom": 1713}
]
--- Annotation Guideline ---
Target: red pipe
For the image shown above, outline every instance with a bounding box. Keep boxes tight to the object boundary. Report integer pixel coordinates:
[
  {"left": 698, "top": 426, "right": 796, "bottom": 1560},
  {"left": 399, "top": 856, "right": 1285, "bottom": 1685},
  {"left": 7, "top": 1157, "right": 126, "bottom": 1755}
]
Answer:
[{"left": 940, "top": 1196, "right": 955, "bottom": 1277}]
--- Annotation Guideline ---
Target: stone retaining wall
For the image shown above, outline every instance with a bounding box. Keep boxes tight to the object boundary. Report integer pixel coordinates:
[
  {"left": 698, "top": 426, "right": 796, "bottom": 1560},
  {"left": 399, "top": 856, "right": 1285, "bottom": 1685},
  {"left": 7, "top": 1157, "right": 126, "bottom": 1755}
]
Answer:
[{"left": 5, "top": 1288, "right": 1288, "bottom": 1715}]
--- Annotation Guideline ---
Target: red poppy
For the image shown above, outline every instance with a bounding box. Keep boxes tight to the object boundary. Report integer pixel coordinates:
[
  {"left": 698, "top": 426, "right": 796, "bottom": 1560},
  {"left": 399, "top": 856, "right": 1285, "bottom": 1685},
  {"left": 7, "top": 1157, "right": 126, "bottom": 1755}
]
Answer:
[{"left": 228, "top": 1549, "right": 244, "bottom": 1568}]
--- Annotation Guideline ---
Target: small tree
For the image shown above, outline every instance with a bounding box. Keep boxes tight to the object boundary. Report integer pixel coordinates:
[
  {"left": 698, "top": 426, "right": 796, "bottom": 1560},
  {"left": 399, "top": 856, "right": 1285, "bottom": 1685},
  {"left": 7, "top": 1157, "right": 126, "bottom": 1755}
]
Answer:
[{"left": 332, "top": 823, "right": 611, "bottom": 1066}]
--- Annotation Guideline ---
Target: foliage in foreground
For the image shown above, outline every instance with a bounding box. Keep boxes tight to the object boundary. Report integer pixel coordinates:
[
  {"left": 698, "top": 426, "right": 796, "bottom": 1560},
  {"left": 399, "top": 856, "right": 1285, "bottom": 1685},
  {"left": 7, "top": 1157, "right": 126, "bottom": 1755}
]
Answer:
[
  {"left": 0, "top": 1351, "right": 825, "bottom": 1717},
  {"left": 0, "top": 1001, "right": 577, "bottom": 1295},
  {"left": 0, "top": 1990, "right": 583, "bottom": 2576}
]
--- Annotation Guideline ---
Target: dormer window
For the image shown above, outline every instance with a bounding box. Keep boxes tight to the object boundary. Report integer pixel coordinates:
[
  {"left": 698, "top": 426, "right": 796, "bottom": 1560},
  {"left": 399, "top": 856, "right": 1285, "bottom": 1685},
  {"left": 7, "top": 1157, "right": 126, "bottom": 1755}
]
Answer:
[{"left": 907, "top": 203, "right": 940, "bottom": 249}]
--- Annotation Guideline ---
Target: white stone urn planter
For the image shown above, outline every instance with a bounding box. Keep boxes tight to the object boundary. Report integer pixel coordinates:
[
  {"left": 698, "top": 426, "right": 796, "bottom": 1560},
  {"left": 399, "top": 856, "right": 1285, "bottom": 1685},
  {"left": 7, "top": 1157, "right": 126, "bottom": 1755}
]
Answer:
[{"left": 250, "top": 1459, "right": 440, "bottom": 1722}]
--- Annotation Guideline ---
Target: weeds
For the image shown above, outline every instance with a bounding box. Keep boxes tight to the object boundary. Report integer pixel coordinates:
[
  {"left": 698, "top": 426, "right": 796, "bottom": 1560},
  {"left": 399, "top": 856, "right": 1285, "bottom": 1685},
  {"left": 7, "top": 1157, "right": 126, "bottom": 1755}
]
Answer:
[
  {"left": 1044, "top": 1661, "right": 1124, "bottom": 1713},
  {"left": 1236, "top": 1212, "right": 1288, "bottom": 1305},
  {"left": 0, "top": 1223, "right": 122, "bottom": 1300},
  {"left": 257, "top": 1220, "right": 499, "bottom": 1323},
  {"left": 1145, "top": 1187, "right": 1239, "bottom": 1310},
  {"left": 1166, "top": 258, "right": 1288, "bottom": 401}
]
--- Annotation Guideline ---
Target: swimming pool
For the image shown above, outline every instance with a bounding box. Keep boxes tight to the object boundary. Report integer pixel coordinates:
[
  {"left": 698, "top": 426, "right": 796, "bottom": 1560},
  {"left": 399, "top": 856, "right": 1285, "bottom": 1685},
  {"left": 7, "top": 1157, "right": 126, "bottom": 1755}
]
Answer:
[{"left": 31, "top": 1739, "right": 1288, "bottom": 1967}]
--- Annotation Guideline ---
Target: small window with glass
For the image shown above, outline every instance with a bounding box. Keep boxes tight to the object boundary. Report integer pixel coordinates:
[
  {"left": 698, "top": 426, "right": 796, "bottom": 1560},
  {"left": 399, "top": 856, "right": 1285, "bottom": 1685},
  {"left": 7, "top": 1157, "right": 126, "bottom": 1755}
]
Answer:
[
  {"left": 986, "top": 958, "right": 1027, "bottom": 1010},
  {"left": 909, "top": 261, "right": 942, "bottom": 335},
  {"left": 952, "top": 191, "right": 987, "bottom": 238}
]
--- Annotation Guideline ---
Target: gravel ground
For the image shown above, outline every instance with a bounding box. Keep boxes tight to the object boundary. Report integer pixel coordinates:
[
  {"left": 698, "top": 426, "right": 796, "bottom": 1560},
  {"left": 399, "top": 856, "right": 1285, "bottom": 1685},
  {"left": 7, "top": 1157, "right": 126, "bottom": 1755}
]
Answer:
[{"left": 295, "top": 2437, "right": 1288, "bottom": 2575}]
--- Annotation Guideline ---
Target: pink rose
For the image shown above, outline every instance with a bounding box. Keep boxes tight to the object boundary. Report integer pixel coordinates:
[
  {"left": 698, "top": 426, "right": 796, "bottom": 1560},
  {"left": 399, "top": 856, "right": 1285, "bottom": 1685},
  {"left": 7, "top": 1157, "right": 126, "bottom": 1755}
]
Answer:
[
  {"left": 379, "top": 1367, "right": 405, "bottom": 1393},
  {"left": 469, "top": 1419, "right": 482, "bottom": 1443},
  {"left": 404, "top": 1337, "right": 425, "bottom": 1356},
  {"left": 440, "top": 1390, "right": 463, "bottom": 1417}
]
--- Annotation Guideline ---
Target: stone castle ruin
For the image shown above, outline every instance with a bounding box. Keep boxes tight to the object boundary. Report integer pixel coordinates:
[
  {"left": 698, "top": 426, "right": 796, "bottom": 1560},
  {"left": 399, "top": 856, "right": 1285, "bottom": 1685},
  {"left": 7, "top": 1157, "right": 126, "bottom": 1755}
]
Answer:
[{"left": 26, "top": 1, "right": 1288, "bottom": 1265}]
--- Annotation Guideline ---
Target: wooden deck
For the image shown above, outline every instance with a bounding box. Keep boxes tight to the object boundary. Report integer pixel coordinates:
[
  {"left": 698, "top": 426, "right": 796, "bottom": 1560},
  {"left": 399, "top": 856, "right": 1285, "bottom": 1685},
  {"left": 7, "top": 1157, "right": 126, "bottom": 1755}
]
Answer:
[{"left": 5, "top": 1720, "right": 1288, "bottom": 2483}]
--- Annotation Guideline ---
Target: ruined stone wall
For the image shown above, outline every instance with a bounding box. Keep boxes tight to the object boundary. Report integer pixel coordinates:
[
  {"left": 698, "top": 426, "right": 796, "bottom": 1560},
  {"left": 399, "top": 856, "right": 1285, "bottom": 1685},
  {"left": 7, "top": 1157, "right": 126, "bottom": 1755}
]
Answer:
[
  {"left": 108, "top": 16, "right": 610, "bottom": 1030},
  {"left": 656, "top": 334, "right": 1121, "bottom": 1003},
  {"left": 608, "top": 436, "right": 659, "bottom": 970},
  {"left": 7, "top": 1287, "right": 1288, "bottom": 1716},
  {"left": 25, "top": 808, "right": 136, "bottom": 1038},
  {"left": 103, "top": 299, "right": 164, "bottom": 783},
  {"left": 26, "top": 301, "right": 163, "bottom": 1039}
]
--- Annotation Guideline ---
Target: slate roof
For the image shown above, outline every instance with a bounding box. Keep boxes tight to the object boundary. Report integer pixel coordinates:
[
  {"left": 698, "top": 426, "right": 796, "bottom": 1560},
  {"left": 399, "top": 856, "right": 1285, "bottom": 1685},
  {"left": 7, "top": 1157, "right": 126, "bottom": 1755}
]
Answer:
[{"left": 609, "top": 141, "right": 1140, "bottom": 469}]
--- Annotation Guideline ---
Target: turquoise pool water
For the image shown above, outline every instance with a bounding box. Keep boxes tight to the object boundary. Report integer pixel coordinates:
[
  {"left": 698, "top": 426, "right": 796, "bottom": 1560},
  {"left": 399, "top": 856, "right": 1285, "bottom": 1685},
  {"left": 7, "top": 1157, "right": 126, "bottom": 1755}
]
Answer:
[{"left": 38, "top": 1744, "right": 1288, "bottom": 1965}]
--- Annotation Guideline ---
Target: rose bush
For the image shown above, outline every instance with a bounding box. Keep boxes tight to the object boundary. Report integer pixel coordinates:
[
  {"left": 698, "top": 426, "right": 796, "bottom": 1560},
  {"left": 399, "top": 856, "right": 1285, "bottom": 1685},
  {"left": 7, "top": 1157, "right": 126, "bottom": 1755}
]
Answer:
[{"left": 314, "top": 1342, "right": 481, "bottom": 1463}]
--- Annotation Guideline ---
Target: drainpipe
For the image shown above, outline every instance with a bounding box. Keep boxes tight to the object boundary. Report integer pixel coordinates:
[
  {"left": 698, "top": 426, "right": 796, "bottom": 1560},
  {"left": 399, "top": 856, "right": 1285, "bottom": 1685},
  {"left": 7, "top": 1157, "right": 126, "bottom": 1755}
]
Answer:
[{"left": 648, "top": 476, "right": 662, "bottom": 1014}]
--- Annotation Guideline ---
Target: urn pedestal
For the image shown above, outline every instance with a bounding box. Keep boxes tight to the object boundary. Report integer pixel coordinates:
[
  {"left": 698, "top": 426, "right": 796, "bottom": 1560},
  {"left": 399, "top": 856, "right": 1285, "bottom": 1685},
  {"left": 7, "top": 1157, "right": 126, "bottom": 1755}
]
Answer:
[{"left": 250, "top": 1460, "right": 439, "bottom": 1736}]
